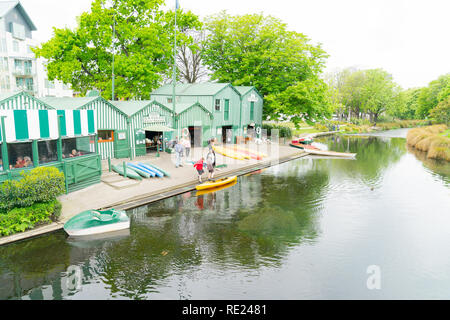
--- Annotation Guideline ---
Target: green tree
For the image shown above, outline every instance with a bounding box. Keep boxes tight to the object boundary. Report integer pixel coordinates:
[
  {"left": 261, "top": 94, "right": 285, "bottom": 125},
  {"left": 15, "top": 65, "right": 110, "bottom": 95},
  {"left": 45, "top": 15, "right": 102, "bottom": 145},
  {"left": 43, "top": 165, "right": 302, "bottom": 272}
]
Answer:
[
  {"left": 416, "top": 74, "right": 450, "bottom": 118},
  {"left": 429, "top": 96, "right": 450, "bottom": 124},
  {"left": 201, "top": 11, "right": 328, "bottom": 119},
  {"left": 34, "top": 0, "right": 201, "bottom": 99},
  {"left": 360, "top": 69, "right": 399, "bottom": 122},
  {"left": 265, "top": 77, "right": 333, "bottom": 125}
]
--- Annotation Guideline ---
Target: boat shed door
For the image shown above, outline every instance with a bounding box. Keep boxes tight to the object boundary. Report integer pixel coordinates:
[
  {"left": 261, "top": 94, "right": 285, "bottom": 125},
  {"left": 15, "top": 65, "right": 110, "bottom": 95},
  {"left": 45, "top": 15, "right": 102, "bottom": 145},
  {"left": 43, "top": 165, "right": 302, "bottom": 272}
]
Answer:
[
  {"left": 114, "top": 130, "right": 129, "bottom": 158},
  {"left": 135, "top": 129, "right": 146, "bottom": 157}
]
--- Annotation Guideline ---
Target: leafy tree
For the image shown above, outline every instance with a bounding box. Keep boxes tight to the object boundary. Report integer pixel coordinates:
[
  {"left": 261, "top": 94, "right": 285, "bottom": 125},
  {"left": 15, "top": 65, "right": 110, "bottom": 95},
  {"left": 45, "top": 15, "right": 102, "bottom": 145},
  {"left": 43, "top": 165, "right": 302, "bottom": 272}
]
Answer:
[
  {"left": 429, "top": 96, "right": 450, "bottom": 124},
  {"left": 416, "top": 74, "right": 450, "bottom": 118},
  {"left": 360, "top": 69, "right": 399, "bottom": 122},
  {"left": 265, "top": 77, "right": 333, "bottom": 125},
  {"left": 202, "top": 11, "right": 328, "bottom": 119},
  {"left": 34, "top": 0, "right": 201, "bottom": 99}
]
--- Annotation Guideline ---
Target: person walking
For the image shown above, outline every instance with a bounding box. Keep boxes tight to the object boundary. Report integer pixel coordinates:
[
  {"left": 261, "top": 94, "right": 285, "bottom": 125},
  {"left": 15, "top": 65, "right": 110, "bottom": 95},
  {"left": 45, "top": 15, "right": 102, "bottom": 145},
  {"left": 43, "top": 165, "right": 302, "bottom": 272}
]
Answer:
[
  {"left": 206, "top": 148, "right": 216, "bottom": 181},
  {"left": 174, "top": 140, "right": 184, "bottom": 168},
  {"left": 182, "top": 137, "right": 191, "bottom": 163}
]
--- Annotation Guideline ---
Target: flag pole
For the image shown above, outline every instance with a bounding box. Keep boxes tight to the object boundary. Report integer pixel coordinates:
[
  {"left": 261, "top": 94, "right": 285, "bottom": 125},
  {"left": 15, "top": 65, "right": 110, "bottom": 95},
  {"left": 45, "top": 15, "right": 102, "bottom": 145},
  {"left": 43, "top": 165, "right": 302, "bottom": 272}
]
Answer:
[{"left": 172, "top": 0, "right": 178, "bottom": 139}]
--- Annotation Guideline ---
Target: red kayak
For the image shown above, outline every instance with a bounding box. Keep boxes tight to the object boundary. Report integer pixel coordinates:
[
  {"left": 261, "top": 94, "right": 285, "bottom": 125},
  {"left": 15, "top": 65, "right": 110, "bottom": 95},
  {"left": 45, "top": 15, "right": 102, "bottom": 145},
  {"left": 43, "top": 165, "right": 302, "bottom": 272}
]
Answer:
[{"left": 289, "top": 142, "right": 321, "bottom": 150}]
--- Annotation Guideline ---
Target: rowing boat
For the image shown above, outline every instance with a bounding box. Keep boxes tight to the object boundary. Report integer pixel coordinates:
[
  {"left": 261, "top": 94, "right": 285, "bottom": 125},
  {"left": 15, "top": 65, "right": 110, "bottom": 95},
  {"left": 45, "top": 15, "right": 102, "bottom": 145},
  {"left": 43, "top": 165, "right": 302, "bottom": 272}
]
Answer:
[
  {"left": 290, "top": 142, "right": 356, "bottom": 157},
  {"left": 304, "top": 149, "right": 356, "bottom": 158},
  {"left": 195, "top": 176, "right": 237, "bottom": 191}
]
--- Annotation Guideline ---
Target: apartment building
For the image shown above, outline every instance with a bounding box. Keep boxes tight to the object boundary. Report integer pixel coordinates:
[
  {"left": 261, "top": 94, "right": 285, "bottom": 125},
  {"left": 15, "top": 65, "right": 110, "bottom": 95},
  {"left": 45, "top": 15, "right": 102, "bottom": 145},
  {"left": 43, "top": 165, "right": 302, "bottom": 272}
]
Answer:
[{"left": 0, "top": 1, "right": 72, "bottom": 97}]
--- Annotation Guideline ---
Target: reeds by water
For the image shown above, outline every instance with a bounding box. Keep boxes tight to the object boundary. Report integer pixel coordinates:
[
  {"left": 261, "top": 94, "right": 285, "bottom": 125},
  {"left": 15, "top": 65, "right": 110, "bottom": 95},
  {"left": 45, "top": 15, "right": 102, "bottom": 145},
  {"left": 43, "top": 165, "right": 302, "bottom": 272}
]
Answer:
[{"left": 406, "top": 125, "right": 450, "bottom": 161}]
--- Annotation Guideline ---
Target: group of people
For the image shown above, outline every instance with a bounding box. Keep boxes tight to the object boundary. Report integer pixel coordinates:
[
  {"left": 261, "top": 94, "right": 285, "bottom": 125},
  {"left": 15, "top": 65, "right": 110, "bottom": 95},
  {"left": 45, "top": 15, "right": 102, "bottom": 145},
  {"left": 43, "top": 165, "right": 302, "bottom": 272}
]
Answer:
[
  {"left": 193, "top": 138, "right": 217, "bottom": 183},
  {"left": 11, "top": 156, "right": 33, "bottom": 169},
  {"left": 173, "top": 136, "right": 192, "bottom": 168},
  {"left": 62, "top": 149, "right": 82, "bottom": 159}
]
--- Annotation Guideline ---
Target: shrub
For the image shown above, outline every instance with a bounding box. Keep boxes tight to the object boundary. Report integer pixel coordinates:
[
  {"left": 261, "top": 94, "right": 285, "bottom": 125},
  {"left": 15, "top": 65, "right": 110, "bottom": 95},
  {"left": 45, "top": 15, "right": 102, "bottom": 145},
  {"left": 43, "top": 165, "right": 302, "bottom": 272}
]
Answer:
[
  {"left": 262, "top": 123, "right": 292, "bottom": 138},
  {"left": 0, "top": 200, "right": 61, "bottom": 236},
  {"left": 314, "top": 123, "right": 328, "bottom": 131},
  {"left": 0, "top": 166, "right": 65, "bottom": 213}
]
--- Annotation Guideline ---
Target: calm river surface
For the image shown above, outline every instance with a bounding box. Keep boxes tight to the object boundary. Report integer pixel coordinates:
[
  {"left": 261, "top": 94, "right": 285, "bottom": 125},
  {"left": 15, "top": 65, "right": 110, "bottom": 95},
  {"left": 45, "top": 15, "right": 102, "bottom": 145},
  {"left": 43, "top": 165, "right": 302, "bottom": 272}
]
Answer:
[{"left": 1, "top": 129, "right": 449, "bottom": 300}]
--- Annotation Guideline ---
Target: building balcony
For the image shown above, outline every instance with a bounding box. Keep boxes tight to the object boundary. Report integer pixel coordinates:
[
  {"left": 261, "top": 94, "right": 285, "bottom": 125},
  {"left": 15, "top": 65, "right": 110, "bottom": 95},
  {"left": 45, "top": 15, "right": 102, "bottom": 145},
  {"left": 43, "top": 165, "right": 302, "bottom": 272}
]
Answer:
[{"left": 12, "top": 68, "right": 34, "bottom": 77}]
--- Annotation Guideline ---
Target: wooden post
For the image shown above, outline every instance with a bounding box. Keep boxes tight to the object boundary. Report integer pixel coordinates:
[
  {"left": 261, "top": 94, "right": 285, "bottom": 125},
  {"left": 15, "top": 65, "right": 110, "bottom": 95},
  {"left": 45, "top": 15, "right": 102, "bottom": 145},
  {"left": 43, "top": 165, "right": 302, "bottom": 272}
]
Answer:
[
  {"left": 108, "top": 157, "right": 111, "bottom": 172},
  {"left": 0, "top": 116, "right": 10, "bottom": 177},
  {"left": 123, "top": 161, "right": 127, "bottom": 178}
]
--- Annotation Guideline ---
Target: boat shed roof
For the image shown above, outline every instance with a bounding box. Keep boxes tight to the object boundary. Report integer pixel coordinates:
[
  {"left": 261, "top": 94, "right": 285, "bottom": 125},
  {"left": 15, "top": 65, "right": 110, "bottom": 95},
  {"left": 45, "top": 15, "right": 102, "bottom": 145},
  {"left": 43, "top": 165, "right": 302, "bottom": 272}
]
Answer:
[
  {"left": 109, "top": 100, "right": 154, "bottom": 117},
  {"left": 39, "top": 96, "right": 100, "bottom": 110},
  {"left": 151, "top": 82, "right": 232, "bottom": 96}
]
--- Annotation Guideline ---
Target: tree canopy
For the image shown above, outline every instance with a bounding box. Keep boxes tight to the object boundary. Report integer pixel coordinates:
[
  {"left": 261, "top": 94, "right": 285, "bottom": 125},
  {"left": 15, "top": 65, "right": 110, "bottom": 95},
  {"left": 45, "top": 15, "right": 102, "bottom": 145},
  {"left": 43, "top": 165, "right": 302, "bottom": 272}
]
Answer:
[
  {"left": 201, "top": 12, "right": 329, "bottom": 121},
  {"left": 34, "top": 0, "right": 201, "bottom": 99}
]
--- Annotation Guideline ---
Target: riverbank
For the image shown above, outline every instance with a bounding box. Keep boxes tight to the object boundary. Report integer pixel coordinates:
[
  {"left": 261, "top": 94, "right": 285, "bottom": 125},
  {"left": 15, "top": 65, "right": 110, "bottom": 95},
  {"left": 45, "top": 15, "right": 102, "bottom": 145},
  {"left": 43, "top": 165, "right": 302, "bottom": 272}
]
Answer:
[
  {"left": 406, "top": 124, "right": 450, "bottom": 161},
  {"left": 0, "top": 143, "right": 307, "bottom": 246}
]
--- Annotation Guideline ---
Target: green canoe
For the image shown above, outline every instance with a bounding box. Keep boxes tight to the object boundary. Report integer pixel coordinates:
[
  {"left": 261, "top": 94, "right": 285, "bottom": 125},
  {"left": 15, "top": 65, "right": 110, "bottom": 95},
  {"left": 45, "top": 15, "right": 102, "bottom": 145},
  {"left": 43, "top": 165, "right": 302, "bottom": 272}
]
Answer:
[{"left": 112, "top": 164, "right": 142, "bottom": 180}]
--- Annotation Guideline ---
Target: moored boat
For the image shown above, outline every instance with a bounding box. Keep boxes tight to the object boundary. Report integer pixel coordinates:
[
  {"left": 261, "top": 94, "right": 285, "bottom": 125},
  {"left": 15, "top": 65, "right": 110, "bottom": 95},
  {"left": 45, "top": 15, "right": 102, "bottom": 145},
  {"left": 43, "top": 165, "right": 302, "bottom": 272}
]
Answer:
[
  {"left": 304, "top": 149, "right": 356, "bottom": 158},
  {"left": 112, "top": 164, "right": 142, "bottom": 180},
  {"left": 195, "top": 176, "right": 237, "bottom": 190},
  {"left": 63, "top": 209, "right": 130, "bottom": 237}
]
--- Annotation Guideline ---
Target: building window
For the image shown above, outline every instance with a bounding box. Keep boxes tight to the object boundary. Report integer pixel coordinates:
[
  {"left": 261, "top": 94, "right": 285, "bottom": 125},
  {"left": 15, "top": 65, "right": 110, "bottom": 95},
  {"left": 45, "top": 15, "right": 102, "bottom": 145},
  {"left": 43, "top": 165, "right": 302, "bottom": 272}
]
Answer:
[
  {"left": 8, "top": 142, "right": 34, "bottom": 169},
  {"left": 167, "top": 98, "right": 172, "bottom": 104},
  {"left": 10, "top": 22, "right": 26, "bottom": 40},
  {"left": 250, "top": 102, "right": 255, "bottom": 121},
  {"left": 0, "top": 146, "right": 3, "bottom": 171},
  {"left": 38, "top": 140, "right": 58, "bottom": 164},
  {"left": 215, "top": 99, "right": 221, "bottom": 111},
  {"left": 12, "top": 40, "right": 19, "bottom": 52},
  {"left": 224, "top": 99, "right": 230, "bottom": 121},
  {"left": 98, "top": 130, "right": 114, "bottom": 143},
  {"left": 62, "top": 136, "right": 94, "bottom": 158}
]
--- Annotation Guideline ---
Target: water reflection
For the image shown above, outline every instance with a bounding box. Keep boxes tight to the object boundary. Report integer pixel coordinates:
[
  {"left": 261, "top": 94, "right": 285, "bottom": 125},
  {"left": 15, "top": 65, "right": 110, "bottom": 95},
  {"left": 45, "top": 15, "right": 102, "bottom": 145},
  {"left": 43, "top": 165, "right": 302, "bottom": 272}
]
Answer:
[{"left": 0, "top": 133, "right": 448, "bottom": 299}]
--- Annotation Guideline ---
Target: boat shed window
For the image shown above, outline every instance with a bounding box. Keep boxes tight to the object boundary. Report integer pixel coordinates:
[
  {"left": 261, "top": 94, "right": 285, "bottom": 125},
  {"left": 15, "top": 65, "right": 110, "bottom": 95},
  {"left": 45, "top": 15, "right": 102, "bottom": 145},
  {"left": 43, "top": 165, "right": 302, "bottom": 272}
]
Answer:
[
  {"left": 8, "top": 142, "right": 34, "bottom": 169},
  {"left": 38, "top": 140, "right": 58, "bottom": 164},
  {"left": 215, "top": 99, "right": 221, "bottom": 111},
  {"left": 0, "top": 146, "right": 3, "bottom": 171},
  {"left": 98, "top": 130, "right": 114, "bottom": 143},
  {"left": 62, "top": 136, "right": 94, "bottom": 159}
]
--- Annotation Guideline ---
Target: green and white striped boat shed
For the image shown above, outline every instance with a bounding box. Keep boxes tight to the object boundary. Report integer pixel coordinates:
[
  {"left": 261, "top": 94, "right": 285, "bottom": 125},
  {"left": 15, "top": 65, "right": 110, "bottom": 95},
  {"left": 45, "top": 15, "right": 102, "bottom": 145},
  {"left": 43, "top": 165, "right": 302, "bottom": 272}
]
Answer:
[
  {"left": 40, "top": 96, "right": 128, "bottom": 160},
  {"left": 0, "top": 109, "right": 96, "bottom": 142},
  {"left": 0, "top": 91, "right": 102, "bottom": 193}
]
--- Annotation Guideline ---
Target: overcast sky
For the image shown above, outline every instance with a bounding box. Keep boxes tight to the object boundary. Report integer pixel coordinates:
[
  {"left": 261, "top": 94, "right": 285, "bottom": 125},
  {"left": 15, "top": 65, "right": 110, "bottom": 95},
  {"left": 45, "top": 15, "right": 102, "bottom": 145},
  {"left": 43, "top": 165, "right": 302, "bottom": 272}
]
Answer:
[{"left": 19, "top": 0, "right": 450, "bottom": 89}]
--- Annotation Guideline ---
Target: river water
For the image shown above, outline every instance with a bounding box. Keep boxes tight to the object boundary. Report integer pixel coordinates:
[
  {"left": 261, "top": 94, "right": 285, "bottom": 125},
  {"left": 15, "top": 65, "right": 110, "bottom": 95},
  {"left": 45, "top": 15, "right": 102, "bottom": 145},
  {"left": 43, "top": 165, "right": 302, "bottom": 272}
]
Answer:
[{"left": 1, "top": 129, "right": 449, "bottom": 300}]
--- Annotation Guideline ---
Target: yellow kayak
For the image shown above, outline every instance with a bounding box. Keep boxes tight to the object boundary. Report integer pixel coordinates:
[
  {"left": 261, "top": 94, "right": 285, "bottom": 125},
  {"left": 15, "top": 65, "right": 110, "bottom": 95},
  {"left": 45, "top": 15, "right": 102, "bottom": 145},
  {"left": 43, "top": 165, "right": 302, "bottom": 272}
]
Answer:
[
  {"left": 212, "top": 145, "right": 249, "bottom": 160},
  {"left": 195, "top": 179, "right": 237, "bottom": 196},
  {"left": 233, "top": 145, "right": 268, "bottom": 158},
  {"left": 195, "top": 176, "right": 237, "bottom": 191}
]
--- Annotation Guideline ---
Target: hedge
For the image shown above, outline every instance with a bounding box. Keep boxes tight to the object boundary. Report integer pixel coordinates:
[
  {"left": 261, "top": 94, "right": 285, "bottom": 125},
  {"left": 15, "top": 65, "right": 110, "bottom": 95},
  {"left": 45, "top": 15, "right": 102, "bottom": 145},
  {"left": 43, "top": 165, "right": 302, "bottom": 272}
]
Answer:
[
  {"left": 261, "top": 123, "right": 293, "bottom": 138},
  {"left": 0, "top": 200, "right": 62, "bottom": 236},
  {"left": 0, "top": 167, "right": 65, "bottom": 213}
]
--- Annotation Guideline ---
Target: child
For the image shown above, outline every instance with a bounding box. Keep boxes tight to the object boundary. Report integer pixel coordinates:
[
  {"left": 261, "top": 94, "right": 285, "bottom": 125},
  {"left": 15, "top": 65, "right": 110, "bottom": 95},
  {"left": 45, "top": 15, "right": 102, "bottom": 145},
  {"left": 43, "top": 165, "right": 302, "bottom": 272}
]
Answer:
[{"left": 193, "top": 157, "right": 204, "bottom": 183}]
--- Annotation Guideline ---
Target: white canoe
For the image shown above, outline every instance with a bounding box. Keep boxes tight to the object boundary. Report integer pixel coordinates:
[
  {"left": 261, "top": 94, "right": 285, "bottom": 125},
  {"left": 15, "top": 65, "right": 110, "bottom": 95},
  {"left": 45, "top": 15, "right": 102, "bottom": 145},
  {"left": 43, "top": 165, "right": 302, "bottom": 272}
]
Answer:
[{"left": 305, "top": 149, "right": 356, "bottom": 158}]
